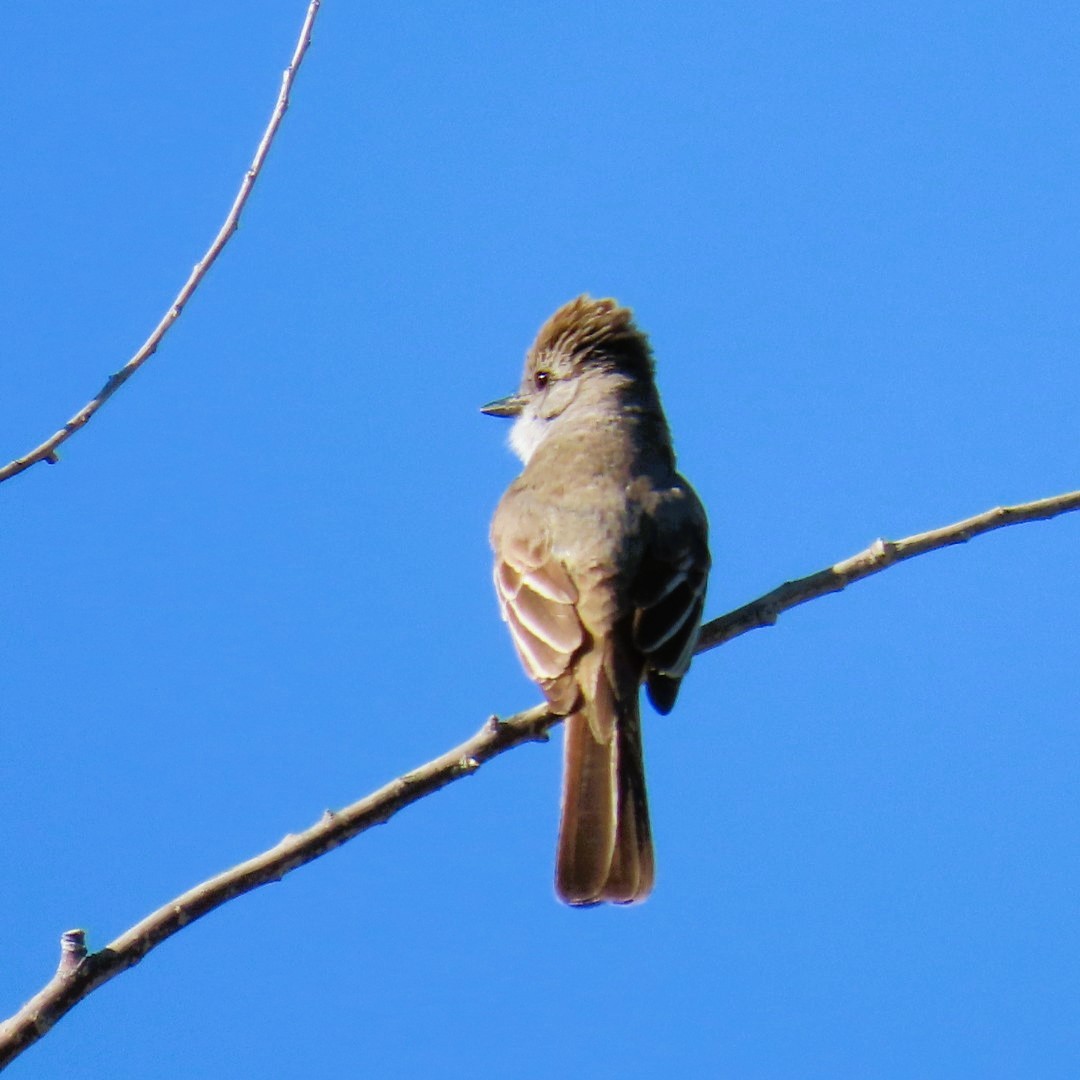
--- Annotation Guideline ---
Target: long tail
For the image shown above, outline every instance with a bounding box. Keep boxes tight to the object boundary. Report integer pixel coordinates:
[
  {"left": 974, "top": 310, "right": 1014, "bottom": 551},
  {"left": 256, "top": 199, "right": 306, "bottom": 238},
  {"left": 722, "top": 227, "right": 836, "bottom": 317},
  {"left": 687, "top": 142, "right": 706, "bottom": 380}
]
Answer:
[{"left": 555, "top": 691, "right": 654, "bottom": 906}]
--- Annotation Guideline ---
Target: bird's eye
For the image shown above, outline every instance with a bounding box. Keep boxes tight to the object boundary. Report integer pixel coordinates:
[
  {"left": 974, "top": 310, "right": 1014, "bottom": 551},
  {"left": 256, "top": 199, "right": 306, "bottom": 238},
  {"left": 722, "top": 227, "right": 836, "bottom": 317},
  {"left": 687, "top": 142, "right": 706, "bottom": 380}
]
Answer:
[{"left": 533, "top": 370, "right": 550, "bottom": 390}]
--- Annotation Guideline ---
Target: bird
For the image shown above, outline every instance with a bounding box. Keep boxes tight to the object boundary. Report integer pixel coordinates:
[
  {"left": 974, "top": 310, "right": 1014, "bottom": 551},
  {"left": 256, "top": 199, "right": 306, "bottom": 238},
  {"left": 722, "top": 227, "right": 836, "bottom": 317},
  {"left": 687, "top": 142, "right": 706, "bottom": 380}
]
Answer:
[{"left": 483, "top": 295, "right": 710, "bottom": 905}]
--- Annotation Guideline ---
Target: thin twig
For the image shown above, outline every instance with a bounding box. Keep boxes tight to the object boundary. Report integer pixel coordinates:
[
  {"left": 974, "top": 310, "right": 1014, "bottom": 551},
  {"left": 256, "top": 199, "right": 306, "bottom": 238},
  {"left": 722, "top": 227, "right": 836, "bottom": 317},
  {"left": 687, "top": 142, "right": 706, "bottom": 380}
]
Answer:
[
  {"left": 0, "top": 0, "right": 322, "bottom": 486},
  {"left": 1, "top": 489, "right": 1077, "bottom": 1069},
  {"left": 0, "top": 705, "right": 556, "bottom": 1070},
  {"left": 696, "top": 488, "right": 1080, "bottom": 652}
]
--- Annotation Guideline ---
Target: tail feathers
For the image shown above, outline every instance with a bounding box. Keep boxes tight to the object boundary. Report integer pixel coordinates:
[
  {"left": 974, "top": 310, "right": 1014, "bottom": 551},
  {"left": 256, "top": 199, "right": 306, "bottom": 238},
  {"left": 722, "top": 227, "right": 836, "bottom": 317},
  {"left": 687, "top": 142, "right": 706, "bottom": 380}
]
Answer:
[
  {"left": 604, "top": 717, "right": 655, "bottom": 903},
  {"left": 555, "top": 702, "right": 654, "bottom": 906}
]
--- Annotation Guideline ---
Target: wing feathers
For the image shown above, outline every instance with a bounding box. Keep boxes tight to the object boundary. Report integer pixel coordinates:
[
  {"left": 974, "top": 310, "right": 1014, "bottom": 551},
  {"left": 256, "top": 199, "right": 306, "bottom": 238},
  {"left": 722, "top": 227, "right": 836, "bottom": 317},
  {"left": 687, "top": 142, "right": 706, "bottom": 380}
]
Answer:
[
  {"left": 522, "top": 563, "right": 578, "bottom": 604},
  {"left": 635, "top": 567, "right": 707, "bottom": 670},
  {"left": 511, "top": 584, "right": 583, "bottom": 653},
  {"left": 494, "top": 553, "right": 585, "bottom": 687},
  {"left": 504, "top": 603, "right": 569, "bottom": 681}
]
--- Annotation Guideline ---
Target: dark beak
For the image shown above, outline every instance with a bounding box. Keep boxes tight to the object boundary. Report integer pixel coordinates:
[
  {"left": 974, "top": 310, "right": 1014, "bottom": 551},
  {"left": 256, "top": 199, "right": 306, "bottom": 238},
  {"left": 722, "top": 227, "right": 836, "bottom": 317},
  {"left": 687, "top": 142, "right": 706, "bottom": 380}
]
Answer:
[{"left": 480, "top": 392, "right": 525, "bottom": 418}]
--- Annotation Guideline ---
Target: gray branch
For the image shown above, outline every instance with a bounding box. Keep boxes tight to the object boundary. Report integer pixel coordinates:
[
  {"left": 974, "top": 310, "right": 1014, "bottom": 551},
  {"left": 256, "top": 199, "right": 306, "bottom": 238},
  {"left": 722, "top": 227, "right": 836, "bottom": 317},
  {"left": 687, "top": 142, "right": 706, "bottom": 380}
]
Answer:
[
  {"left": 0, "top": 0, "right": 322, "bottom": 486},
  {"left": 697, "top": 489, "right": 1080, "bottom": 651},
  {"left": 2, "top": 487, "right": 1076, "bottom": 1070}
]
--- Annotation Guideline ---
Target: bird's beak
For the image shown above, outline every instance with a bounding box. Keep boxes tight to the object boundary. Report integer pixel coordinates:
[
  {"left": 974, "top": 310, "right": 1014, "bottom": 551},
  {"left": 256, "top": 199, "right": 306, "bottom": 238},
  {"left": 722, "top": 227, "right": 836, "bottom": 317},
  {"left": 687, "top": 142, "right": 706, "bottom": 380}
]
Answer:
[{"left": 480, "top": 393, "right": 525, "bottom": 418}]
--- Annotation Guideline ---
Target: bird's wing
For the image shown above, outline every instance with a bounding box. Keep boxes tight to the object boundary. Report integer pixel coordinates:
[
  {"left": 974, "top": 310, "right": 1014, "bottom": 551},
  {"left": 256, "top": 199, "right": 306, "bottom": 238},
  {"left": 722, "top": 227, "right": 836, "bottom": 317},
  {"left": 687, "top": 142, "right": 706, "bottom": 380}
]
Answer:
[
  {"left": 632, "top": 479, "right": 710, "bottom": 713},
  {"left": 494, "top": 530, "right": 585, "bottom": 712}
]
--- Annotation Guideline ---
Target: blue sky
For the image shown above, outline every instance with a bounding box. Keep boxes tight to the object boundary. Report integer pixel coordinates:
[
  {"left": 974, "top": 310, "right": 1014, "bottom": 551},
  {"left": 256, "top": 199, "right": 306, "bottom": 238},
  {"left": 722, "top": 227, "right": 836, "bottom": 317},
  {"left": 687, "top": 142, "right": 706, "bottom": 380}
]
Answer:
[{"left": 3, "top": 3, "right": 1079, "bottom": 1076}]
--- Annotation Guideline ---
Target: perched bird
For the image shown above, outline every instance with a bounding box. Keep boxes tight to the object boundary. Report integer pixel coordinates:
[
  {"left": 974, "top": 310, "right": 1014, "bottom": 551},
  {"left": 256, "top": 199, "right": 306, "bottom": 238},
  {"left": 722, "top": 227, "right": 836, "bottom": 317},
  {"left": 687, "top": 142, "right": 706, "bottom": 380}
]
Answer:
[{"left": 483, "top": 296, "right": 710, "bottom": 905}]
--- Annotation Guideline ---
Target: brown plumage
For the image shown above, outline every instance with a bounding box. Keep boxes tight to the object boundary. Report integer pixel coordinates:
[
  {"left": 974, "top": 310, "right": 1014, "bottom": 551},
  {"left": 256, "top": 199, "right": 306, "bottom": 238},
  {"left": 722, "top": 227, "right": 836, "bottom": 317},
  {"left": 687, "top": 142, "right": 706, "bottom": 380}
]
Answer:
[{"left": 485, "top": 296, "right": 710, "bottom": 905}]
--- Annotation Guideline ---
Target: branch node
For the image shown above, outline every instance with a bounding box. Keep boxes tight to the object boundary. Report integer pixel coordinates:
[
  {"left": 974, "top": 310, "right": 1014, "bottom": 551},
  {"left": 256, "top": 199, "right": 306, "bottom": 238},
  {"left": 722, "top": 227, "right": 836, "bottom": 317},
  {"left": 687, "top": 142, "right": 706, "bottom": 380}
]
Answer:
[
  {"left": 870, "top": 538, "right": 897, "bottom": 561},
  {"left": 56, "top": 929, "right": 87, "bottom": 976},
  {"left": 44, "top": 452, "right": 60, "bottom": 465},
  {"left": 458, "top": 756, "right": 480, "bottom": 774}
]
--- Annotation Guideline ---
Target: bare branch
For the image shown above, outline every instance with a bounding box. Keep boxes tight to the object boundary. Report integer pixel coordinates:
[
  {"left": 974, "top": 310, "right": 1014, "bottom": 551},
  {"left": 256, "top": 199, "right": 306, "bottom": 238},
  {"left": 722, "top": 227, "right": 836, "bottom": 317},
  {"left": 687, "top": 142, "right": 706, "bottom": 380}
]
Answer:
[
  {"left": 1, "top": 489, "right": 1077, "bottom": 1069},
  {"left": 0, "top": 706, "right": 557, "bottom": 1070},
  {"left": 696, "top": 489, "right": 1080, "bottom": 652},
  {"left": 0, "top": 0, "right": 322, "bottom": 487}
]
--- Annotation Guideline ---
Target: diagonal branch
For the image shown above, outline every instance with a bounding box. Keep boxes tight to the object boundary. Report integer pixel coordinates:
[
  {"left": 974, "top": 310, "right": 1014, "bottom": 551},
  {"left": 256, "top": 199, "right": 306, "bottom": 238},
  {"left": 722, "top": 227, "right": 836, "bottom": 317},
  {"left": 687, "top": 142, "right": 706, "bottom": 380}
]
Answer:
[
  {"left": 0, "top": 0, "right": 322, "bottom": 487},
  {"left": 1, "top": 488, "right": 1076, "bottom": 1070},
  {"left": 696, "top": 488, "right": 1080, "bottom": 651},
  {"left": 0, "top": 705, "right": 557, "bottom": 1070}
]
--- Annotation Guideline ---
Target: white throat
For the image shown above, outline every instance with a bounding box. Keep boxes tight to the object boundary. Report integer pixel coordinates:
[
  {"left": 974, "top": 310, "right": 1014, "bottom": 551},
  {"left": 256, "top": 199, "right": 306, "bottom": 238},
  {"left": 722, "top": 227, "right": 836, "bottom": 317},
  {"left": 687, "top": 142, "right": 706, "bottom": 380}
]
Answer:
[{"left": 509, "top": 411, "right": 550, "bottom": 464}]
